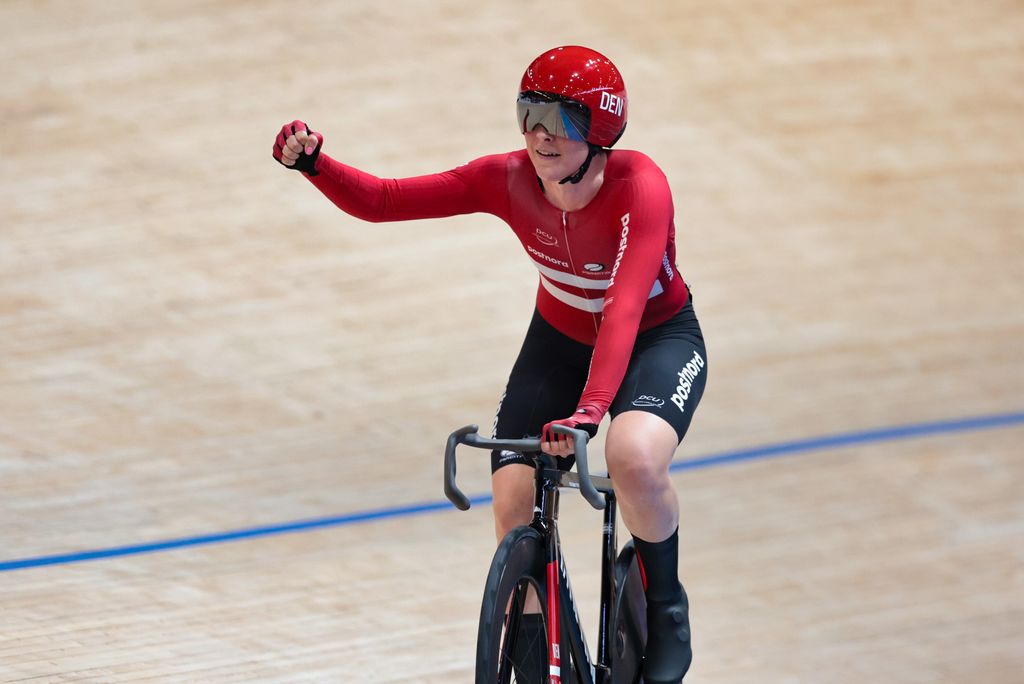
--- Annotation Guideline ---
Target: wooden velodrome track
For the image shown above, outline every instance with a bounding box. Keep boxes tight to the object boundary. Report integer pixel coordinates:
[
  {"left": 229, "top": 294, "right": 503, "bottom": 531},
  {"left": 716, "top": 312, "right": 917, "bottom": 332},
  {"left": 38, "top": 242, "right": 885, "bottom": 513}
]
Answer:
[{"left": 2, "top": 1, "right": 1022, "bottom": 682}]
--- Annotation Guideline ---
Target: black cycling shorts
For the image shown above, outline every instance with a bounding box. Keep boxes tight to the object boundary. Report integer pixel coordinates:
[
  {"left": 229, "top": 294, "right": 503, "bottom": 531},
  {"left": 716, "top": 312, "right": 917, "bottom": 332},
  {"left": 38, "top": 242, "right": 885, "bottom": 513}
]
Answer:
[{"left": 490, "top": 298, "right": 708, "bottom": 472}]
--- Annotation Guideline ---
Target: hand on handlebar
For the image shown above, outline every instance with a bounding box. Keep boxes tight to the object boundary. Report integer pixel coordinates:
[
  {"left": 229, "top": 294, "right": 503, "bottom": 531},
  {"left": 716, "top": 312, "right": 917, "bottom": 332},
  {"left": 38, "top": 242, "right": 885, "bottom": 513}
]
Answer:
[
  {"left": 445, "top": 423, "right": 606, "bottom": 510},
  {"left": 541, "top": 405, "right": 602, "bottom": 457}
]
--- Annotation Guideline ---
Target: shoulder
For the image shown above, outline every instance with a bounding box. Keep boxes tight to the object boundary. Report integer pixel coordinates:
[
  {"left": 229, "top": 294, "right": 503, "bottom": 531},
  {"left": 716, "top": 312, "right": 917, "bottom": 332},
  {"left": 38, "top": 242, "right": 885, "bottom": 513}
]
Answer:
[
  {"left": 452, "top": 149, "right": 529, "bottom": 176},
  {"left": 603, "top": 150, "right": 672, "bottom": 205},
  {"left": 604, "top": 149, "right": 667, "bottom": 183}
]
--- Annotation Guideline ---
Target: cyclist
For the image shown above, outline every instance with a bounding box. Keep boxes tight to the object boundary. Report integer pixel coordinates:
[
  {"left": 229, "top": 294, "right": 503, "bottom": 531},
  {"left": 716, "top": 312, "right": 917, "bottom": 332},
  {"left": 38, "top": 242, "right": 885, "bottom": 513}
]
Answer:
[{"left": 274, "top": 45, "right": 706, "bottom": 683}]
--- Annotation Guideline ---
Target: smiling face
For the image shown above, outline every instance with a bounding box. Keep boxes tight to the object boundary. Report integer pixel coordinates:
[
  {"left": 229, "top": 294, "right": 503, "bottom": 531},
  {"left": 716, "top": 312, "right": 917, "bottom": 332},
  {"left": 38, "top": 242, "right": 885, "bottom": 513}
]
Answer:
[{"left": 523, "top": 124, "right": 592, "bottom": 182}]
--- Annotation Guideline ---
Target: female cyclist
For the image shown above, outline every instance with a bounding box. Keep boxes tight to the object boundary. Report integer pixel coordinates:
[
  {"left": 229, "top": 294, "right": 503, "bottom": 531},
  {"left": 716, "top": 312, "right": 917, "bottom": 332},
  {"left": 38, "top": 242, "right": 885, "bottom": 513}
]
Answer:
[{"left": 274, "top": 45, "right": 706, "bottom": 683}]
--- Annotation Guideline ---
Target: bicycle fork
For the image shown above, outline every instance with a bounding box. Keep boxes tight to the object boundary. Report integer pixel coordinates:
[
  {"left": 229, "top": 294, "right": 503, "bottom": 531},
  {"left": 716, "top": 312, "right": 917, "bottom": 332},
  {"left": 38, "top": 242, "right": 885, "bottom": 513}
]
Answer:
[
  {"left": 546, "top": 551, "right": 562, "bottom": 683},
  {"left": 595, "top": 491, "right": 618, "bottom": 677}
]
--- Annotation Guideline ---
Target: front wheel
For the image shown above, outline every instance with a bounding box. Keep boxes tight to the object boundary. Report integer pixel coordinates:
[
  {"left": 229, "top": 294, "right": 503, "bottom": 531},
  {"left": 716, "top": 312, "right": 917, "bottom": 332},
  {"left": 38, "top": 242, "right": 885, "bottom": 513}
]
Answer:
[
  {"left": 476, "top": 526, "right": 549, "bottom": 683},
  {"left": 611, "top": 541, "right": 647, "bottom": 684}
]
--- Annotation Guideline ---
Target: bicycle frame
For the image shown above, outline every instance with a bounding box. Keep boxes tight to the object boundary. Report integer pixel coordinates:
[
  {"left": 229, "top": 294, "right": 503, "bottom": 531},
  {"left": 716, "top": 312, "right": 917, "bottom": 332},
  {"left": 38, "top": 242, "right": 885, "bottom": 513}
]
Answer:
[{"left": 443, "top": 424, "right": 629, "bottom": 684}]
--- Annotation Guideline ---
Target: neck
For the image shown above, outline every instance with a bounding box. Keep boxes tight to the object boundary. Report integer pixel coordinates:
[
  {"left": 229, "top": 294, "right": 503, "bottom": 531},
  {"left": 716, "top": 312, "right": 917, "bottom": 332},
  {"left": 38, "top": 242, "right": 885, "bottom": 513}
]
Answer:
[{"left": 540, "top": 151, "right": 608, "bottom": 212}]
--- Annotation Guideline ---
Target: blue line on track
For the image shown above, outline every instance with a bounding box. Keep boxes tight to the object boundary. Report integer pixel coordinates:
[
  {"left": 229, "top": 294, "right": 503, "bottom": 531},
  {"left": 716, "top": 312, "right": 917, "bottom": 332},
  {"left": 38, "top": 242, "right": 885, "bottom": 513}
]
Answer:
[{"left": 2, "top": 411, "right": 1022, "bottom": 573}]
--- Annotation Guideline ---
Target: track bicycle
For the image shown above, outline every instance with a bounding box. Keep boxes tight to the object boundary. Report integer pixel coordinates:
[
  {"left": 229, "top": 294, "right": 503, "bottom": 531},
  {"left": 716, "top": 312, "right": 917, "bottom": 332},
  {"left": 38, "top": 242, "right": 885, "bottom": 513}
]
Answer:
[{"left": 445, "top": 424, "right": 648, "bottom": 684}]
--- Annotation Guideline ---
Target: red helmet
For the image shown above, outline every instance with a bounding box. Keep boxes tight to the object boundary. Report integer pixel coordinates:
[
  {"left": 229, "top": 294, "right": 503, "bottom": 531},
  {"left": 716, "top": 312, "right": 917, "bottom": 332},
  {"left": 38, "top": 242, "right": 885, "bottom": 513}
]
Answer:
[{"left": 519, "top": 46, "right": 628, "bottom": 148}]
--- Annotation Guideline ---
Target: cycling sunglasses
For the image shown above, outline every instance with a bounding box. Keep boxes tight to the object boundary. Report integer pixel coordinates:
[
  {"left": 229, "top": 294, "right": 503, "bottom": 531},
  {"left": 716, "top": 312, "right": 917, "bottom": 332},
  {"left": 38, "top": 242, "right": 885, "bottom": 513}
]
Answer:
[{"left": 516, "top": 92, "right": 591, "bottom": 143}]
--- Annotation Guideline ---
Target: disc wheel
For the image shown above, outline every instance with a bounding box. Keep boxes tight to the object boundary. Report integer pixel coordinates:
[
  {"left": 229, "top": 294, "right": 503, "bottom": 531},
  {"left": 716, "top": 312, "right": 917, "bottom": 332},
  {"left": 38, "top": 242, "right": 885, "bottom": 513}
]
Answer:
[
  {"left": 611, "top": 541, "right": 647, "bottom": 683},
  {"left": 476, "top": 526, "right": 549, "bottom": 683}
]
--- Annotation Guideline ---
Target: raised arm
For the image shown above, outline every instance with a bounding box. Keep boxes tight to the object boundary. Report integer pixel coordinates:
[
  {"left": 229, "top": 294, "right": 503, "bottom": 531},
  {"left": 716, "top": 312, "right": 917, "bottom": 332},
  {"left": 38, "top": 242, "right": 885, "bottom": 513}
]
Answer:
[{"left": 273, "top": 119, "right": 508, "bottom": 222}]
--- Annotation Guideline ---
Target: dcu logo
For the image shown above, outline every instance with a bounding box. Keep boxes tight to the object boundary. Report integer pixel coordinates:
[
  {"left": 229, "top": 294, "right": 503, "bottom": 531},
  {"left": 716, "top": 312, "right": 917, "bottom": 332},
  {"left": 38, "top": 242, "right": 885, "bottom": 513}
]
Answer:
[
  {"left": 535, "top": 228, "right": 558, "bottom": 246},
  {"left": 632, "top": 395, "right": 664, "bottom": 408},
  {"left": 583, "top": 263, "right": 606, "bottom": 273}
]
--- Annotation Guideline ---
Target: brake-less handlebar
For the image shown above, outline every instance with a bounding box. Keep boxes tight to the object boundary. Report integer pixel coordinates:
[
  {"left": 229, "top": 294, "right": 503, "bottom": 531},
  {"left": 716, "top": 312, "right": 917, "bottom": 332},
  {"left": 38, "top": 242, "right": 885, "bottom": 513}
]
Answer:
[{"left": 444, "top": 424, "right": 606, "bottom": 511}]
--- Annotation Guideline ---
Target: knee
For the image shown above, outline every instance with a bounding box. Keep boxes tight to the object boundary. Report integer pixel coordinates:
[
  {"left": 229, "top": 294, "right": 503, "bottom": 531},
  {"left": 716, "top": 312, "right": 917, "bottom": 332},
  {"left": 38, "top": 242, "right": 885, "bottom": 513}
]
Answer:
[
  {"left": 491, "top": 464, "right": 535, "bottom": 541},
  {"left": 492, "top": 493, "right": 533, "bottom": 539},
  {"left": 606, "top": 441, "right": 663, "bottom": 494},
  {"left": 605, "top": 421, "right": 676, "bottom": 494}
]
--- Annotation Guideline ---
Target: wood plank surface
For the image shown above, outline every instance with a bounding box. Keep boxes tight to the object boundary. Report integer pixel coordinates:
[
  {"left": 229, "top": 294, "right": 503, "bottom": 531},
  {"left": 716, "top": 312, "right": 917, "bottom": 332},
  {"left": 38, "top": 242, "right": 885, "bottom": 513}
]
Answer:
[{"left": 1, "top": 1, "right": 1022, "bottom": 682}]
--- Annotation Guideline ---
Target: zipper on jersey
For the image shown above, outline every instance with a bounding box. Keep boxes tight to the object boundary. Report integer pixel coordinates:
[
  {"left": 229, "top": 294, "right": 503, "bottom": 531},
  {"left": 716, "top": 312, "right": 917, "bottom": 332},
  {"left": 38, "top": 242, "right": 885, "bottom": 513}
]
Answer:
[
  {"left": 560, "top": 212, "right": 574, "bottom": 277},
  {"left": 560, "top": 211, "right": 601, "bottom": 336}
]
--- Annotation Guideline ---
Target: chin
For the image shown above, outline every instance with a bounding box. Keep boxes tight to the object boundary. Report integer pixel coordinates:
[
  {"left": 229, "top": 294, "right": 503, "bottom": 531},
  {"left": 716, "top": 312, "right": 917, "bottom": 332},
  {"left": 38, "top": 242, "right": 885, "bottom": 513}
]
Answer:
[
  {"left": 534, "top": 168, "right": 567, "bottom": 182},
  {"left": 529, "top": 157, "right": 570, "bottom": 181}
]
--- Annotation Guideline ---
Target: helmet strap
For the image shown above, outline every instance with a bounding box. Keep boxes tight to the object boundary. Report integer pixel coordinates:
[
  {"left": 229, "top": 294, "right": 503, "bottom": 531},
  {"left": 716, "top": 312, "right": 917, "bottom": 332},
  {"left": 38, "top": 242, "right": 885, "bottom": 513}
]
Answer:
[{"left": 559, "top": 144, "right": 603, "bottom": 185}]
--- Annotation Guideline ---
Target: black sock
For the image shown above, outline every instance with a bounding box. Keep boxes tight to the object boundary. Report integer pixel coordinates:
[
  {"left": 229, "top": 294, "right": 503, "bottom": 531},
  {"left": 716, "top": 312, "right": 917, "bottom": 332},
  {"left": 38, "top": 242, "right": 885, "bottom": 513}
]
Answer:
[
  {"left": 511, "top": 612, "right": 546, "bottom": 679},
  {"left": 633, "top": 528, "right": 683, "bottom": 602}
]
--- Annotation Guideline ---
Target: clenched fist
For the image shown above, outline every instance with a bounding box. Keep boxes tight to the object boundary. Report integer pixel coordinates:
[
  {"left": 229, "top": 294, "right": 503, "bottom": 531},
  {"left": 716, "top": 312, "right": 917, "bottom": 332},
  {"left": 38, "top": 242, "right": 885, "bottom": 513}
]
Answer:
[{"left": 273, "top": 120, "right": 323, "bottom": 175}]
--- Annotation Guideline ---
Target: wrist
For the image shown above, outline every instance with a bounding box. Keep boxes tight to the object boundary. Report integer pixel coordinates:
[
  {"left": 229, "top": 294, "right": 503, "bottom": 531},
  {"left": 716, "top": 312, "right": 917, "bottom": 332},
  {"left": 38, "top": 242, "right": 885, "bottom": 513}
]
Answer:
[
  {"left": 303, "top": 154, "right": 322, "bottom": 177},
  {"left": 311, "top": 150, "right": 326, "bottom": 176}
]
